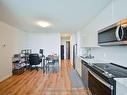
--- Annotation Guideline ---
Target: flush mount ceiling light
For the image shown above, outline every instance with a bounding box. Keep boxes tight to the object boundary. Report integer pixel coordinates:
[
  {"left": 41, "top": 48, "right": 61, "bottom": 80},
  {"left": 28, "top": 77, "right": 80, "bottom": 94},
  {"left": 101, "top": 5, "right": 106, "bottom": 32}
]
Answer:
[{"left": 36, "top": 21, "right": 51, "bottom": 28}]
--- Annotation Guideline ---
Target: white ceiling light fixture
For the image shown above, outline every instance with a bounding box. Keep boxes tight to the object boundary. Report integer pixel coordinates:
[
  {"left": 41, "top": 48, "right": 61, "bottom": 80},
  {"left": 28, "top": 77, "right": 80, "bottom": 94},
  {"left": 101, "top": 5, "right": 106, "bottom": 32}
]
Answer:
[{"left": 37, "top": 21, "right": 51, "bottom": 28}]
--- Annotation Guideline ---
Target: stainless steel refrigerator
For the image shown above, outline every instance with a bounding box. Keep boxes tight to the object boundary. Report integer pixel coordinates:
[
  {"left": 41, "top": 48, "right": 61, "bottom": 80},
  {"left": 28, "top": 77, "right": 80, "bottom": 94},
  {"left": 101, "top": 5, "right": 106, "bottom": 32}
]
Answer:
[{"left": 73, "top": 44, "right": 77, "bottom": 69}]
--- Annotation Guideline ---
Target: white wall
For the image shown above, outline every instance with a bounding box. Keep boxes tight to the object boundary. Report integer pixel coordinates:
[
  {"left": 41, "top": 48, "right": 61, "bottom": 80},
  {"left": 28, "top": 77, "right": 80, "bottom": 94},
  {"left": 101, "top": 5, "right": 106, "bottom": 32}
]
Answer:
[
  {"left": 0, "top": 21, "right": 27, "bottom": 82},
  {"left": 0, "top": 23, "right": 61, "bottom": 82},
  {"left": 27, "top": 32, "right": 60, "bottom": 58}
]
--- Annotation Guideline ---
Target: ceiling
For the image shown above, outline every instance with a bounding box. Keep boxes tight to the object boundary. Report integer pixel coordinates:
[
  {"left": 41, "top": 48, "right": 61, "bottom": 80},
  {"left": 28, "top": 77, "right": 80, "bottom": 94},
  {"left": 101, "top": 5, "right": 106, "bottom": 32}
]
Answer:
[
  {"left": 0, "top": 0, "right": 111, "bottom": 33},
  {"left": 61, "top": 32, "right": 72, "bottom": 39}
]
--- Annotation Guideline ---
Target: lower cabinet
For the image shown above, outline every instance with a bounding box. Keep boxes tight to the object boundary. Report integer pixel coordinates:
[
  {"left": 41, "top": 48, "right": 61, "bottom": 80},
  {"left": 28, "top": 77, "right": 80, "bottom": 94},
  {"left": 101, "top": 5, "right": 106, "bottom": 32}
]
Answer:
[
  {"left": 81, "top": 61, "right": 88, "bottom": 88},
  {"left": 76, "top": 57, "right": 82, "bottom": 76}
]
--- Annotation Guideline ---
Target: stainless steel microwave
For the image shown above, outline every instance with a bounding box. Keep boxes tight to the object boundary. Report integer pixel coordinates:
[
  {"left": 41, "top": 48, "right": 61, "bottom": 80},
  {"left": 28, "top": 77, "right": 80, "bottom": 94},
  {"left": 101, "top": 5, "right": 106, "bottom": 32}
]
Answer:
[{"left": 98, "top": 23, "right": 127, "bottom": 46}]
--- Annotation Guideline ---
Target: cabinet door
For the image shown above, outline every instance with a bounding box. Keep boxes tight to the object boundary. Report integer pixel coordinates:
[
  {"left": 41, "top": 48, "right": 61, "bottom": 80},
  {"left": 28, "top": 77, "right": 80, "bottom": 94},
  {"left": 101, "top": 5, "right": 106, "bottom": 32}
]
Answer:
[
  {"left": 82, "top": 62, "right": 88, "bottom": 88},
  {"left": 80, "top": 35, "right": 86, "bottom": 47},
  {"left": 75, "top": 57, "right": 82, "bottom": 76},
  {"left": 80, "top": 33, "right": 98, "bottom": 47},
  {"left": 113, "top": 0, "right": 127, "bottom": 22}
]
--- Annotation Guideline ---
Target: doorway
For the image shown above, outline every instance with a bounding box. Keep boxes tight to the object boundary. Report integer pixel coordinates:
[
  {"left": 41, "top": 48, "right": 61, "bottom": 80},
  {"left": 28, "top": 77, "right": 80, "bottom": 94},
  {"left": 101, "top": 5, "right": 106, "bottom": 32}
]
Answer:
[
  {"left": 61, "top": 45, "right": 64, "bottom": 59},
  {"left": 60, "top": 32, "right": 71, "bottom": 61},
  {"left": 66, "top": 41, "right": 70, "bottom": 59}
]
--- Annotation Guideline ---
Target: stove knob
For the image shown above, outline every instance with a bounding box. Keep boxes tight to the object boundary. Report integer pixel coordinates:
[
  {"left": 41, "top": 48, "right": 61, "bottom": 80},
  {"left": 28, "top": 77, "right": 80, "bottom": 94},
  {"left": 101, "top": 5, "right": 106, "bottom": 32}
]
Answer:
[
  {"left": 105, "top": 71, "right": 108, "bottom": 75},
  {"left": 108, "top": 74, "right": 112, "bottom": 77}
]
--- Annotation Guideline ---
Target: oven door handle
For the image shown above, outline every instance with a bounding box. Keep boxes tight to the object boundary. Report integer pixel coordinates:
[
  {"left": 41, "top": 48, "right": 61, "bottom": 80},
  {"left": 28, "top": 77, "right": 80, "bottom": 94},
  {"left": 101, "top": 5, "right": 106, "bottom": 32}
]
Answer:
[{"left": 88, "top": 69, "right": 113, "bottom": 89}]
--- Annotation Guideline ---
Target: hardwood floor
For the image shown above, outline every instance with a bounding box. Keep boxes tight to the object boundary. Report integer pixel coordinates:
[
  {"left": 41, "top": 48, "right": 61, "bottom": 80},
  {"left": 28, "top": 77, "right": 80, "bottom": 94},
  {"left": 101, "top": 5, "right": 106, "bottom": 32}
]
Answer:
[{"left": 0, "top": 60, "right": 90, "bottom": 95}]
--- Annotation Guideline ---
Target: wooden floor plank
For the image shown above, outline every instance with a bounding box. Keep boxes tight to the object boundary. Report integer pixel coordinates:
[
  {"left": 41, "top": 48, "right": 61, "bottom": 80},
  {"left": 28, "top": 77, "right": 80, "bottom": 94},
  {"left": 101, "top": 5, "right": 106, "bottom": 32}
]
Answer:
[{"left": 0, "top": 60, "right": 89, "bottom": 95}]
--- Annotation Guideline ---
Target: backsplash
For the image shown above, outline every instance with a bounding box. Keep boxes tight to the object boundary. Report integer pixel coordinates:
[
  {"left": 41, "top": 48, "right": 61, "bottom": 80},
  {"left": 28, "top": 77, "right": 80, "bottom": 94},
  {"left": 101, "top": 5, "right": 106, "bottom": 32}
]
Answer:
[{"left": 89, "top": 46, "right": 127, "bottom": 68}]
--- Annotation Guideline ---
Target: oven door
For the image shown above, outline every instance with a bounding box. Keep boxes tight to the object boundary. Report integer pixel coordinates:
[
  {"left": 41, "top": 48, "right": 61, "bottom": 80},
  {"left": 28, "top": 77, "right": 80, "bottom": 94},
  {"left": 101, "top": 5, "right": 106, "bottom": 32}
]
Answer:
[{"left": 88, "top": 69, "right": 114, "bottom": 95}]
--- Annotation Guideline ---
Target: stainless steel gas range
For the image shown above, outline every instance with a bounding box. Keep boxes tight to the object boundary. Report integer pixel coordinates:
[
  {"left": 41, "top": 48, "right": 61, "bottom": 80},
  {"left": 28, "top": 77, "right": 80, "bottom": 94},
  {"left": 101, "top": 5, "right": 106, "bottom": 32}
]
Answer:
[{"left": 82, "top": 61, "right": 127, "bottom": 95}]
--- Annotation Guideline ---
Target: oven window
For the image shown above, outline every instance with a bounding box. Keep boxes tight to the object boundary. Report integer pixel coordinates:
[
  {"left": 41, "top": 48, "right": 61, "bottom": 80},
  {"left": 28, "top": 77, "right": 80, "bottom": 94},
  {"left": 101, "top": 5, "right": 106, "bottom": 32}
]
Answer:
[{"left": 88, "top": 72, "right": 112, "bottom": 95}]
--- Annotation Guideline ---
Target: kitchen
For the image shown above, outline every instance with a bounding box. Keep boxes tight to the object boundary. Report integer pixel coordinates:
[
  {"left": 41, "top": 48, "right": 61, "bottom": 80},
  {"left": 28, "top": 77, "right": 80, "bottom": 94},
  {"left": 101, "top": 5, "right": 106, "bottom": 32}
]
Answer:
[
  {"left": 73, "top": 0, "right": 127, "bottom": 95},
  {"left": 0, "top": 0, "right": 127, "bottom": 95}
]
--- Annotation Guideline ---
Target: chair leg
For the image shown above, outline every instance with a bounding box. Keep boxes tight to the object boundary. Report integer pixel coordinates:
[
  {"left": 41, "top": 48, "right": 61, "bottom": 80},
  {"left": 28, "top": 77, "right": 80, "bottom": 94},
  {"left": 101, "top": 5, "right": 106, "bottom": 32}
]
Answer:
[
  {"left": 35, "top": 65, "right": 38, "bottom": 71},
  {"left": 45, "top": 64, "right": 49, "bottom": 73},
  {"left": 48, "top": 64, "right": 49, "bottom": 71},
  {"left": 30, "top": 65, "right": 32, "bottom": 71}
]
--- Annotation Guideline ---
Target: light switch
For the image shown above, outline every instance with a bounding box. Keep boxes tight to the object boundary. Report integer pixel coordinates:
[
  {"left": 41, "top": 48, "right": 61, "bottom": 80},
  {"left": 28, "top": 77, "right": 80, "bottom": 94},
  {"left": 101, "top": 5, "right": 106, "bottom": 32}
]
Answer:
[{"left": 2, "top": 44, "right": 6, "bottom": 48}]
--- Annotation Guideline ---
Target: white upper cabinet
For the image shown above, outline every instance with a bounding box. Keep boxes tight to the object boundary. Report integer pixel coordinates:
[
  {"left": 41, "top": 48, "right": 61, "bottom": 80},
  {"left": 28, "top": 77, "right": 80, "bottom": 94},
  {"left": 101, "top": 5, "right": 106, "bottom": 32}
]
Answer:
[
  {"left": 79, "top": 0, "right": 127, "bottom": 48},
  {"left": 79, "top": 30, "right": 98, "bottom": 47},
  {"left": 80, "top": 35, "right": 87, "bottom": 47},
  {"left": 113, "top": 0, "right": 127, "bottom": 22},
  {"left": 79, "top": 3, "right": 113, "bottom": 47}
]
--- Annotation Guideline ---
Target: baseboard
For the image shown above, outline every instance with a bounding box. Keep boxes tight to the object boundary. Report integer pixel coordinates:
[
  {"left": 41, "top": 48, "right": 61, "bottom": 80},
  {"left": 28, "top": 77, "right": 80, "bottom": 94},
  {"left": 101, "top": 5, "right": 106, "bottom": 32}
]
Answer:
[
  {"left": 74, "top": 69, "right": 84, "bottom": 84},
  {"left": 0, "top": 73, "right": 12, "bottom": 83}
]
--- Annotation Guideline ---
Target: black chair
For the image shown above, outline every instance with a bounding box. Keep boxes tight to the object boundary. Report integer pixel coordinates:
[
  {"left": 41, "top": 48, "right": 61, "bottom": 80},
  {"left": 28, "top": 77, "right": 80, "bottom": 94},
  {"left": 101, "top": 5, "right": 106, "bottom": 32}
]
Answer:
[
  {"left": 29, "top": 54, "right": 41, "bottom": 71},
  {"left": 39, "top": 49, "right": 45, "bottom": 70}
]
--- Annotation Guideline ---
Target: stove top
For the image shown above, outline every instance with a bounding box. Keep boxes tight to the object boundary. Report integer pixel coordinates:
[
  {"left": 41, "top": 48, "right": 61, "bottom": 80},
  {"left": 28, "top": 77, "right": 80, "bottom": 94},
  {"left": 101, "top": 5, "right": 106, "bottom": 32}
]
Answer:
[{"left": 93, "top": 63, "right": 127, "bottom": 78}]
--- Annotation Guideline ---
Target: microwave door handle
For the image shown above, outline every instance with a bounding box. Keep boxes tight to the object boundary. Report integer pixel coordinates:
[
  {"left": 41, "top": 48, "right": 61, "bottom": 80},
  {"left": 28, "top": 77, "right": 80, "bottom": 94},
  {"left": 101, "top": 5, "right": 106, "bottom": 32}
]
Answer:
[{"left": 115, "top": 26, "right": 124, "bottom": 41}]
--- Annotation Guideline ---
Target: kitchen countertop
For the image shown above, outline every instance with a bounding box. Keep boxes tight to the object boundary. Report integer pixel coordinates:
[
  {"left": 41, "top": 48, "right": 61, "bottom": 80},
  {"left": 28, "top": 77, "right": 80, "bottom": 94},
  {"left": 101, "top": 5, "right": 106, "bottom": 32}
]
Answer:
[
  {"left": 81, "top": 56, "right": 115, "bottom": 84},
  {"left": 81, "top": 55, "right": 127, "bottom": 78},
  {"left": 80, "top": 56, "right": 127, "bottom": 94},
  {"left": 80, "top": 56, "right": 110, "bottom": 64}
]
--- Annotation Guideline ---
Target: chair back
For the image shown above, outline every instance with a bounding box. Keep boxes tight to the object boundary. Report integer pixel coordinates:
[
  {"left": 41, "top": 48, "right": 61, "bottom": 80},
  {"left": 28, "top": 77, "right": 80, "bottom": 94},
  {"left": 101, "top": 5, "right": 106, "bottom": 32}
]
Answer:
[{"left": 29, "top": 54, "right": 40, "bottom": 65}]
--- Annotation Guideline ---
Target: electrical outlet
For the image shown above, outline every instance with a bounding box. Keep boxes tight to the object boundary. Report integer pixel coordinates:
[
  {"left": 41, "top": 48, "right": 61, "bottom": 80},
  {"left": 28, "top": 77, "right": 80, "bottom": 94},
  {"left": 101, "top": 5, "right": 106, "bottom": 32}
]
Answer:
[{"left": 2, "top": 44, "right": 6, "bottom": 48}]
